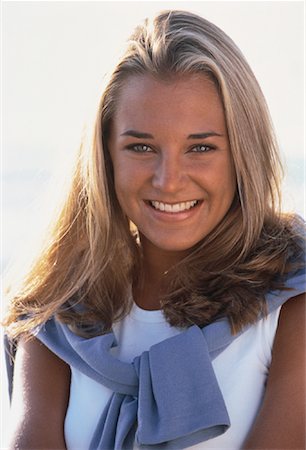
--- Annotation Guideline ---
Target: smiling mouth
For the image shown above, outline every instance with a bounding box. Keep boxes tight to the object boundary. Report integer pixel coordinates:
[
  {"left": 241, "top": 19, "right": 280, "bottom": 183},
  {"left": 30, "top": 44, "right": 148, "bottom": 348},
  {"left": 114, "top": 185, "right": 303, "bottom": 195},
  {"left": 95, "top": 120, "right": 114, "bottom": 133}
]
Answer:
[{"left": 148, "top": 200, "right": 201, "bottom": 213}]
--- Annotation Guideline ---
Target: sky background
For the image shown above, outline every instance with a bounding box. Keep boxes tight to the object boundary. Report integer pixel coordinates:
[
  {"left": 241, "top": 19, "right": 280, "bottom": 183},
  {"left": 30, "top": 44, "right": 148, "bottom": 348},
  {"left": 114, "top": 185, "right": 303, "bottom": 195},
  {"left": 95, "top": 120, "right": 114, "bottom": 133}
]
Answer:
[
  {"left": 2, "top": 1, "right": 305, "bottom": 271},
  {"left": 1, "top": 1, "right": 305, "bottom": 445}
]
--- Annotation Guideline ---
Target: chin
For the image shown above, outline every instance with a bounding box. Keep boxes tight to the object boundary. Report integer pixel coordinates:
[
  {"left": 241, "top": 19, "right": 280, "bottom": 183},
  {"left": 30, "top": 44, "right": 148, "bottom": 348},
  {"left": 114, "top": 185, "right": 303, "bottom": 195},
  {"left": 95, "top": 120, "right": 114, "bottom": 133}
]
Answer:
[{"left": 151, "top": 238, "right": 202, "bottom": 254}]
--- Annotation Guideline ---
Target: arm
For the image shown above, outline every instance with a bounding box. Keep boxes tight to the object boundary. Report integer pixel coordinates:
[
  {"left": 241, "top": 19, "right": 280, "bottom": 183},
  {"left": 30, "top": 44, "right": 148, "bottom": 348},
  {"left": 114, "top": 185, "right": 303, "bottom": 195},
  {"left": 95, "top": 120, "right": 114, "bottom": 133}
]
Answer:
[
  {"left": 8, "top": 336, "right": 71, "bottom": 449},
  {"left": 243, "top": 293, "right": 306, "bottom": 449}
]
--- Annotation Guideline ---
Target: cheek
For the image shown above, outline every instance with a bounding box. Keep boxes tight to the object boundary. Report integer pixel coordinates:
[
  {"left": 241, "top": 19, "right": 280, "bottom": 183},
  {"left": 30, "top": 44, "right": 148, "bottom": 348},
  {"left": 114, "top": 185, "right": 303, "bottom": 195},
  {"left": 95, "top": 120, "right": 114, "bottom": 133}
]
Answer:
[
  {"left": 112, "top": 161, "right": 140, "bottom": 206},
  {"left": 198, "top": 157, "right": 236, "bottom": 194},
  {"left": 113, "top": 157, "right": 150, "bottom": 188},
  {"left": 114, "top": 174, "right": 129, "bottom": 202},
  {"left": 204, "top": 163, "right": 237, "bottom": 210},
  {"left": 226, "top": 161, "right": 237, "bottom": 197},
  {"left": 217, "top": 155, "right": 236, "bottom": 189}
]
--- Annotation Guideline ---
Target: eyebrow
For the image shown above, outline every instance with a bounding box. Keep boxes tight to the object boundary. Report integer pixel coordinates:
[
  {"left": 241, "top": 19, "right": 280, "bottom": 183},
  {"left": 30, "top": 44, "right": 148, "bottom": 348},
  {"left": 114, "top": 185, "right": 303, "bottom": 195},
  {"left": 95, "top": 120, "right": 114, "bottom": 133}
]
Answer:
[
  {"left": 120, "top": 130, "right": 223, "bottom": 139},
  {"left": 121, "top": 130, "right": 154, "bottom": 139},
  {"left": 188, "top": 132, "right": 223, "bottom": 139}
]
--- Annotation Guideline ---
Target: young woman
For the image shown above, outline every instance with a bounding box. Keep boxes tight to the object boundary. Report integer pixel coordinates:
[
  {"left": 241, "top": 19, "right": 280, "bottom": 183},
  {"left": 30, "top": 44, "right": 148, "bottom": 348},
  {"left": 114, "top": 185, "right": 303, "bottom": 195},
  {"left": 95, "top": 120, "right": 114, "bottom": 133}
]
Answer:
[{"left": 4, "top": 10, "right": 305, "bottom": 450}]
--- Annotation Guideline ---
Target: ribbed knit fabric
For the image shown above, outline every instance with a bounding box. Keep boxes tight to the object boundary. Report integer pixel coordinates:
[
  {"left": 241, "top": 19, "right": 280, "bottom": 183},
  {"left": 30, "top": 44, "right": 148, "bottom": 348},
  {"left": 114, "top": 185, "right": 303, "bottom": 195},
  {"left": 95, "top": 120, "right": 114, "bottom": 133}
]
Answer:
[{"left": 34, "top": 268, "right": 305, "bottom": 449}]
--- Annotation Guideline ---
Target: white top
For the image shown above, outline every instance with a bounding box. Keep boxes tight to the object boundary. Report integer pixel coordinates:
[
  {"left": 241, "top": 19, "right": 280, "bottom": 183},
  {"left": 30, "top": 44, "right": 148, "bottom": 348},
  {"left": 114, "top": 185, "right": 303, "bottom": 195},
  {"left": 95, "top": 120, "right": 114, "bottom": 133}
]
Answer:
[{"left": 64, "top": 303, "right": 281, "bottom": 450}]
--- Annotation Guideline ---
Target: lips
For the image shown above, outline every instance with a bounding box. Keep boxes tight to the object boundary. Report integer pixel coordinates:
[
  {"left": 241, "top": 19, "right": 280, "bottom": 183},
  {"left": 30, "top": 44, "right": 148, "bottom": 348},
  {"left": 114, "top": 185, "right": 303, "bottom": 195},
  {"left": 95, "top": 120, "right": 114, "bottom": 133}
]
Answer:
[{"left": 149, "top": 200, "right": 200, "bottom": 213}]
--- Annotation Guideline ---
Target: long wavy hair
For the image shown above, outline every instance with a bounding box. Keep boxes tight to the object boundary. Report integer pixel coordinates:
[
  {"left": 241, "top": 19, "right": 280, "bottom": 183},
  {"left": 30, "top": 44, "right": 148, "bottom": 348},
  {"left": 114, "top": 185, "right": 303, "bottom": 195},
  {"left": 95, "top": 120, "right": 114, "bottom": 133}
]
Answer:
[{"left": 4, "top": 10, "right": 304, "bottom": 339}]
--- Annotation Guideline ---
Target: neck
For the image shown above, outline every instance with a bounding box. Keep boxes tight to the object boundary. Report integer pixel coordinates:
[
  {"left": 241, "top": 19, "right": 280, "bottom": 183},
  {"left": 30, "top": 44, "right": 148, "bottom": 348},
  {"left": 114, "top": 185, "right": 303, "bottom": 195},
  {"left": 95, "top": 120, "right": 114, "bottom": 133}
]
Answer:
[{"left": 133, "top": 236, "right": 189, "bottom": 310}]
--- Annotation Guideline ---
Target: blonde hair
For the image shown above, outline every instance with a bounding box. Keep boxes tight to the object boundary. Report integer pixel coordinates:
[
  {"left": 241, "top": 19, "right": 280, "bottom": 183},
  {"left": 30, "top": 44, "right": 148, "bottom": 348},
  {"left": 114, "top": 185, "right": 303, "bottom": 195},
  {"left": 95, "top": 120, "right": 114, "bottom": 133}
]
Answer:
[{"left": 4, "top": 10, "right": 303, "bottom": 338}]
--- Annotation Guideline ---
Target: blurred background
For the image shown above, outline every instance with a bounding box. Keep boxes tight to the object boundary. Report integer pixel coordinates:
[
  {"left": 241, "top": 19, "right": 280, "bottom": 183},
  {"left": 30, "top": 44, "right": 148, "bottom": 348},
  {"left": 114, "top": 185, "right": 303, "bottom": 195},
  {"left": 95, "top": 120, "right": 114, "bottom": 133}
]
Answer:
[{"left": 1, "top": 1, "right": 304, "bottom": 446}]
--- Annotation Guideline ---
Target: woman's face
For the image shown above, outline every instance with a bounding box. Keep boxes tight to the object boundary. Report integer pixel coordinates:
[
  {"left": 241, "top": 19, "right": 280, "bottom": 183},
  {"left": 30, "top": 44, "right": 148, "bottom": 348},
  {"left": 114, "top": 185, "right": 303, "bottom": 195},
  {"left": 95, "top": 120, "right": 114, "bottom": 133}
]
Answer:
[{"left": 108, "top": 74, "right": 236, "bottom": 258}]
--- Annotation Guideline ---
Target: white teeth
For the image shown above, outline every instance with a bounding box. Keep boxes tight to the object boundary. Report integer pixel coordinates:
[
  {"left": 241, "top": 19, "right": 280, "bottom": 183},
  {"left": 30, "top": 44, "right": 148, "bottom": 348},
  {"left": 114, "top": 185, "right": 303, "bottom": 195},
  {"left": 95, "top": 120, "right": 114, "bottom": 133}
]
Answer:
[{"left": 150, "top": 200, "right": 198, "bottom": 212}]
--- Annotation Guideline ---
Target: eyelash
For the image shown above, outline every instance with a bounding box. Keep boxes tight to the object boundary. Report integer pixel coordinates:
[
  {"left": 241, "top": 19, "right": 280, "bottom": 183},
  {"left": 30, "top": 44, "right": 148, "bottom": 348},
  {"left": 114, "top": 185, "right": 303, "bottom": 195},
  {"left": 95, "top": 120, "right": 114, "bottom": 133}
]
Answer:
[
  {"left": 191, "top": 144, "right": 215, "bottom": 153},
  {"left": 125, "top": 143, "right": 216, "bottom": 153},
  {"left": 126, "top": 144, "right": 153, "bottom": 153}
]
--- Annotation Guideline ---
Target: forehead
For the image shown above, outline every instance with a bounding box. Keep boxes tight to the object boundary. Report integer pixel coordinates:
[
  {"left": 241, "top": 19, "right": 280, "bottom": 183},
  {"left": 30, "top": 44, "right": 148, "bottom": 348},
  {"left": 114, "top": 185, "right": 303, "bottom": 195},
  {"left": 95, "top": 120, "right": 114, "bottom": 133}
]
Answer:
[{"left": 112, "top": 74, "right": 227, "bottom": 134}]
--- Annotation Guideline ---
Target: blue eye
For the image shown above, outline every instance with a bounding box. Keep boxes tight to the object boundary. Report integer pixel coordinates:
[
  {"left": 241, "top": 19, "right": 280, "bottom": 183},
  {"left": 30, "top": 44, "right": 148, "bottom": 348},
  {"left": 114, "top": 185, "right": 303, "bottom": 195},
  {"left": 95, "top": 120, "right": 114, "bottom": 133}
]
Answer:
[
  {"left": 127, "top": 144, "right": 152, "bottom": 153},
  {"left": 191, "top": 144, "right": 215, "bottom": 153}
]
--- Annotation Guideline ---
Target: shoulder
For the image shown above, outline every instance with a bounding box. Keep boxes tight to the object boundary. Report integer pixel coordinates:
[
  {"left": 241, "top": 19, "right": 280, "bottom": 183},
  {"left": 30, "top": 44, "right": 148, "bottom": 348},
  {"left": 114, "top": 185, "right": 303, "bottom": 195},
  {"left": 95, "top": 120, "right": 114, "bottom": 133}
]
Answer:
[
  {"left": 12, "top": 336, "right": 71, "bottom": 410},
  {"left": 243, "top": 294, "right": 305, "bottom": 448},
  {"left": 273, "top": 292, "right": 305, "bottom": 365},
  {"left": 267, "top": 292, "right": 305, "bottom": 382},
  {"left": 266, "top": 293, "right": 305, "bottom": 435},
  {"left": 8, "top": 337, "right": 71, "bottom": 448}
]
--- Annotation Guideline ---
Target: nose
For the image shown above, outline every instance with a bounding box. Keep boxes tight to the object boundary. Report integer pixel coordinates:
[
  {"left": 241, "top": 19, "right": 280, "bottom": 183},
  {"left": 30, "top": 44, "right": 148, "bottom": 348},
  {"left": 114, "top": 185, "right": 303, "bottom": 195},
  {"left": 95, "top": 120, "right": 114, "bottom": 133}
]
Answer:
[{"left": 151, "top": 153, "right": 186, "bottom": 193}]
